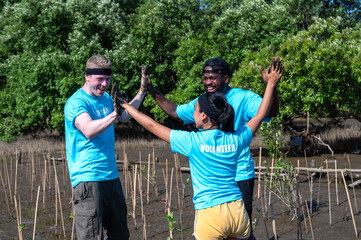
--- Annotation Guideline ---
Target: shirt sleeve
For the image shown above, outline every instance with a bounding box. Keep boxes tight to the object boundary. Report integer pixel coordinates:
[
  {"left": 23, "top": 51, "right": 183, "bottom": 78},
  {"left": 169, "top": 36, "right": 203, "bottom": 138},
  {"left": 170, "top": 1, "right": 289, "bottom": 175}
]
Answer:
[
  {"left": 64, "top": 97, "right": 88, "bottom": 128},
  {"left": 176, "top": 98, "right": 198, "bottom": 124},
  {"left": 244, "top": 90, "right": 271, "bottom": 123},
  {"left": 236, "top": 125, "right": 253, "bottom": 149},
  {"left": 170, "top": 130, "right": 193, "bottom": 157}
]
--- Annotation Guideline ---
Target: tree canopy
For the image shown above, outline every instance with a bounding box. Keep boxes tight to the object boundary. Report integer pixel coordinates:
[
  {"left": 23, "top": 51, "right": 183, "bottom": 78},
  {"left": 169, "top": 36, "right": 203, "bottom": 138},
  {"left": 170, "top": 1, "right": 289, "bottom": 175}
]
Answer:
[{"left": 0, "top": 0, "right": 360, "bottom": 141}]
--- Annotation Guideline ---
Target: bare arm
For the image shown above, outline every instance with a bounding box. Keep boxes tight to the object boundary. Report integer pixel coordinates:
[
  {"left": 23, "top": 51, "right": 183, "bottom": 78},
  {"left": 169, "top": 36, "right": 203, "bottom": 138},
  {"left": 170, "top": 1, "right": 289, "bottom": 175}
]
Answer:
[
  {"left": 260, "top": 57, "right": 281, "bottom": 117},
  {"left": 117, "top": 89, "right": 146, "bottom": 123},
  {"left": 247, "top": 58, "right": 284, "bottom": 135},
  {"left": 121, "top": 101, "right": 171, "bottom": 143},
  {"left": 146, "top": 76, "right": 180, "bottom": 120},
  {"left": 75, "top": 111, "right": 117, "bottom": 139}
]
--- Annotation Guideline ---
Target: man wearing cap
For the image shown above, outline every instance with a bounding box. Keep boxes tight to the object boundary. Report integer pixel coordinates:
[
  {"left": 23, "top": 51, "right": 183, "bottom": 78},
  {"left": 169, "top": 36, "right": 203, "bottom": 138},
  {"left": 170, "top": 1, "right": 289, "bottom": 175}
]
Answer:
[
  {"left": 64, "top": 54, "right": 147, "bottom": 240},
  {"left": 146, "top": 57, "right": 282, "bottom": 239}
]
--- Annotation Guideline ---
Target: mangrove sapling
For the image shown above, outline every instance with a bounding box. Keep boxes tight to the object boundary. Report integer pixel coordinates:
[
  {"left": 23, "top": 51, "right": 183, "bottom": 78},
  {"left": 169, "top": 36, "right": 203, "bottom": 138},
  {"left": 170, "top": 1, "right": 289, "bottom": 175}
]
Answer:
[
  {"left": 164, "top": 211, "right": 179, "bottom": 240},
  {"left": 270, "top": 204, "right": 278, "bottom": 240}
]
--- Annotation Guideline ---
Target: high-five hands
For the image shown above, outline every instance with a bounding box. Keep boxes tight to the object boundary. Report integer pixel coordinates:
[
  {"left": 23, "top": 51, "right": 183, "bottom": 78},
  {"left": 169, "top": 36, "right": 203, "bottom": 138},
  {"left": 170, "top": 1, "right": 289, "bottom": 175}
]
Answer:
[
  {"left": 260, "top": 57, "right": 284, "bottom": 85},
  {"left": 111, "top": 83, "right": 128, "bottom": 116}
]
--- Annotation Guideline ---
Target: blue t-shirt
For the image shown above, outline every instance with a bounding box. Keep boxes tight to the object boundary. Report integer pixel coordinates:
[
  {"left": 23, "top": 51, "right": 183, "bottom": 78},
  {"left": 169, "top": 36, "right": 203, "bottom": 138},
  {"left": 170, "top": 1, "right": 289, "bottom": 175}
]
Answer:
[
  {"left": 177, "top": 88, "right": 266, "bottom": 181},
  {"left": 170, "top": 127, "right": 252, "bottom": 210},
  {"left": 64, "top": 89, "right": 119, "bottom": 187}
]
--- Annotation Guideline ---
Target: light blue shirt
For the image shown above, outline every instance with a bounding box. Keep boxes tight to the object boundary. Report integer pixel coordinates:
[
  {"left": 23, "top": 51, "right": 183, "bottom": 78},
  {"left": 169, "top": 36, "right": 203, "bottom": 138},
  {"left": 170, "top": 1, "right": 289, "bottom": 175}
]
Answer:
[
  {"left": 64, "top": 89, "right": 119, "bottom": 187},
  {"left": 170, "top": 127, "right": 252, "bottom": 210},
  {"left": 176, "top": 88, "right": 267, "bottom": 181}
]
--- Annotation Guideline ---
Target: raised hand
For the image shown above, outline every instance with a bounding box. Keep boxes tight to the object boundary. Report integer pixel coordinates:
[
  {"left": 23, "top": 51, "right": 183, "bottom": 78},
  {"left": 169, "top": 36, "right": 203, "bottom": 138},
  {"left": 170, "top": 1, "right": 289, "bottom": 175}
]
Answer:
[
  {"left": 111, "top": 83, "right": 128, "bottom": 115},
  {"left": 140, "top": 64, "right": 148, "bottom": 92},
  {"left": 260, "top": 57, "right": 284, "bottom": 85}
]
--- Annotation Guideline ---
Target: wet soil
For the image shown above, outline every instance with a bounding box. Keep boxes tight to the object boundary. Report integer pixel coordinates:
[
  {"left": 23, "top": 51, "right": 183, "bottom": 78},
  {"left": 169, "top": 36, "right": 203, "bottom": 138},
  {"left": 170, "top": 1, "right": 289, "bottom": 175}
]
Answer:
[{"left": 0, "top": 144, "right": 361, "bottom": 240}]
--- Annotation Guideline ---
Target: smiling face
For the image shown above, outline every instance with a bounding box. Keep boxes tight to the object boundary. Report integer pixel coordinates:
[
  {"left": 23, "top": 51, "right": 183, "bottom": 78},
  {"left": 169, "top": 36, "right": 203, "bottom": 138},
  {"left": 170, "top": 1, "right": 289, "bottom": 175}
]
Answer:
[
  {"left": 84, "top": 74, "right": 111, "bottom": 97},
  {"left": 203, "top": 66, "right": 229, "bottom": 93}
]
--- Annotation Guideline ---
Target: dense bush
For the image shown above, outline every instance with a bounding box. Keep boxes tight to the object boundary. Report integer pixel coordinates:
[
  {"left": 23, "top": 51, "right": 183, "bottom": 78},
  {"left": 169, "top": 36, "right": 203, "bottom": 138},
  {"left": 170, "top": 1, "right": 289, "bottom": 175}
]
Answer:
[{"left": 0, "top": 0, "right": 361, "bottom": 141}]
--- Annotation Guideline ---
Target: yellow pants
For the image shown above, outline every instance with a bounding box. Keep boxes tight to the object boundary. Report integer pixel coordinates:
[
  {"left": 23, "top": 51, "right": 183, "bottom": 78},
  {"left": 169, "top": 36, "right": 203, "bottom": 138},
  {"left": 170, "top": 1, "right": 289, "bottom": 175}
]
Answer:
[{"left": 194, "top": 198, "right": 250, "bottom": 240}]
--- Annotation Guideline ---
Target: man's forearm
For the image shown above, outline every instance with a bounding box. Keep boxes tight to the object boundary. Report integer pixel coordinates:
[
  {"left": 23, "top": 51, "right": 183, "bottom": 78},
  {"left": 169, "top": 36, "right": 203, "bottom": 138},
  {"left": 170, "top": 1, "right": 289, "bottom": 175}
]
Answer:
[
  {"left": 267, "top": 87, "right": 279, "bottom": 118},
  {"left": 118, "top": 90, "right": 146, "bottom": 122}
]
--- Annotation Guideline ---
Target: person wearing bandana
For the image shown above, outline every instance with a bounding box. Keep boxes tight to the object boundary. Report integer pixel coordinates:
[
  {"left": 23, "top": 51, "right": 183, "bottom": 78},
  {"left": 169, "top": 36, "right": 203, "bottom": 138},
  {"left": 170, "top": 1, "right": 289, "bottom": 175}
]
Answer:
[
  {"left": 116, "top": 59, "right": 284, "bottom": 239},
  {"left": 64, "top": 54, "right": 147, "bottom": 240},
  {"left": 146, "top": 57, "right": 282, "bottom": 239}
]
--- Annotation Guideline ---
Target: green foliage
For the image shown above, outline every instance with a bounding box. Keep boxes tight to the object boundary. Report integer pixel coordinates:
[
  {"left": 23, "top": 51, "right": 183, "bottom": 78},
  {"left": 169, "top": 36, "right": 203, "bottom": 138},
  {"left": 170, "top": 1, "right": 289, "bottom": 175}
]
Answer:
[
  {"left": 164, "top": 211, "right": 179, "bottom": 231},
  {"left": 1, "top": 0, "right": 361, "bottom": 140}
]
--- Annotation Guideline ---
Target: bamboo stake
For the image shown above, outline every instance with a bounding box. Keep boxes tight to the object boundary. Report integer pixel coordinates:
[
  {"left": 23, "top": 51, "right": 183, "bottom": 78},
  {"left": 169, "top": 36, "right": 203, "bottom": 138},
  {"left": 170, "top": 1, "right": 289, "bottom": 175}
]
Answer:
[
  {"left": 31, "top": 152, "right": 35, "bottom": 202},
  {"left": 5, "top": 159, "right": 13, "bottom": 204},
  {"left": 326, "top": 159, "right": 332, "bottom": 225},
  {"left": 162, "top": 168, "right": 167, "bottom": 213},
  {"left": 335, "top": 160, "right": 339, "bottom": 206},
  {"left": 174, "top": 155, "right": 183, "bottom": 240},
  {"left": 341, "top": 171, "right": 358, "bottom": 239},
  {"left": 347, "top": 154, "right": 358, "bottom": 213},
  {"left": 124, "top": 151, "right": 128, "bottom": 200},
  {"left": 143, "top": 215, "right": 147, "bottom": 240},
  {"left": 71, "top": 188, "right": 75, "bottom": 240},
  {"left": 304, "top": 200, "right": 314, "bottom": 240},
  {"left": 139, "top": 151, "right": 143, "bottom": 188},
  {"left": 0, "top": 162, "right": 11, "bottom": 217},
  {"left": 317, "top": 157, "right": 323, "bottom": 206},
  {"left": 133, "top": 165, "right": 138, "bottom": 227},
  {"left": 304, "top": 150, "right": 312, "bottom": 214},
  {"left": 257, "top": 147, "right": 262, "bottom": 199},
  {"left": 18, "top": 195, "right": 22, "bottom": 233},
  {"left": 295, "top": 173, "right": 302, "bottom": 240},
  {"left": 138, "top": 173, "right": 144, "bottom": 218},
  {"left": 14, "top": 195, "right": 23, "bottom": 240},
  {"left": 152, "top": 148, "right": 158, "bottom": 196},
  {"left": 32, "top": 186, "right": 41, "bottom": 240},
  {"left": 260, "top": 185, "right": 269, "bottom": 239},
  {"left": 42, "top": 157, "right": 47, "bottom": 210},
  {"left": 53, "top": 158, "right": 66, "bottom": 238},
  {"left": 168, "top": 168, "right": 174, "bottom": 240},
  {"left": 270, "top": 204, "right": 278, "bottom": 240},
  {"left": 55, "top": 171, "right": 58, "bottom": 235},
  {"left": 268, "top": 157, "right": 274, "bottom": 206},
  {"left": 15, "top": 155, "right": 19, "bottom": 197},
  {"left": 147, "top": 154, "right": 150, "bottom": 204}
]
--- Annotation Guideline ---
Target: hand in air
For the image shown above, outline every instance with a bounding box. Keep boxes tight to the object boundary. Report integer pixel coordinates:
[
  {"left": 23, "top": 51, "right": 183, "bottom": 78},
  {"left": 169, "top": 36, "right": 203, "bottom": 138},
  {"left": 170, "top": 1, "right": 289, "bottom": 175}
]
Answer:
[
  {"left": 260, "top": 57, "right": 284, "bottom": 86},
  {"left": 140, "top": 64, "right": 148, "bottom": 92},
  {"left": 111, "top": 83, "right": 128, "bottom": 116}
]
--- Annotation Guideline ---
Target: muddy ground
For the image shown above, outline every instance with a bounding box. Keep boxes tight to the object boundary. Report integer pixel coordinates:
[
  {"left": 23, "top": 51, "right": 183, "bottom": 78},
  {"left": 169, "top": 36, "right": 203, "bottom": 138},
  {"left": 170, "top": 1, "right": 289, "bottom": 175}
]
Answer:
[{"left": 0, "top": 143, "right": 361, "bottom": 240}]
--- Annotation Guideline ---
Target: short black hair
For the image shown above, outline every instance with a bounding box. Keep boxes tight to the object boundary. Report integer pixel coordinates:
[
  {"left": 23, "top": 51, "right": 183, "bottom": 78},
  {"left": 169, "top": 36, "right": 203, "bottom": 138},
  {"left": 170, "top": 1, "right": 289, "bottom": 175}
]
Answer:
[{"left": 203, "top": 58, "right": 231, "bottom": 76}]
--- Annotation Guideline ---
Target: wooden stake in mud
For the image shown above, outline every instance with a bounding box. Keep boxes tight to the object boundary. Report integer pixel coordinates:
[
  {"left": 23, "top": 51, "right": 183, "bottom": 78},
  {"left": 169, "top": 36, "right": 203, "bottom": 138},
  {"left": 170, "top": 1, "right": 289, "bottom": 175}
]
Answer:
[
  {"left": 174, "top": 155, "right": 184, "bottom": 240},
  {"left": 257, "top": 147, "right": 262, "bottom": 199},
  {"left": 0, "top": 163, "right": 11, "bottom": 217},
  {"left": 138, "top": 173, "right": 144, "bottom": 218},
  {"left": 15, "top": 156, "right": 19, "bottom": 197},
  {"left": 325, "top": 159, "right": 332, "bottom": 225},
  {"left": 143, "top": 215, "right": 147, "bottom": 240},
  {"left": 341, "top": 171, "right": 358, "bottom": 239},
  {"left": 42, "top": 157, "right": 47, "bottom": 210},
  {"left": 4, "top": 159, "right": 13, "bottom": 204},
  {"left": 260, "top": 186, "right": 270, "bottom": 239},
  {"left": 53, "top": 158, "right": 66, "bottom": 238},
  {"left": 270, "top": 204, "right": 278, "bottom": 240},
  {"left": 295, "top": 173, "right": 302, "bottom": 240},
  {"left": 124, "top": 151, "right": 128, "bottom": 200},
  {"left": 152, "top": 148, "right": 158, "bottom": 196},
  {"left": 33, "top": 186, "right": 41, "bottom": 240},
  {"left": 268, "top": 157, "right": 274, "bottom": 206},
  {"left": 317, "top": 157, "right": 323, "bottom": 205},
  {"left": 14, "top": 195, "right": 23, "bottom": 240},
  {"left": 304, "top": 150, "right": 313, "bottom": 214},
  {"left": 347, "top": 154, "right": 358, "bottom": 213},
  {"left": 71, "top": 188, "right": 75, "bottom": 240},
  {"left": 335, "top": 159, "right": 339, "bottom": 206},
  {"left": 147, "top": 154, "right": 151, "bottom": 204},
  {"left": 304, "top": 200, "right": 315, "bottom": 240},
  {"left": 133, "top": 165, "right": 138, "bottom": 227}
]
